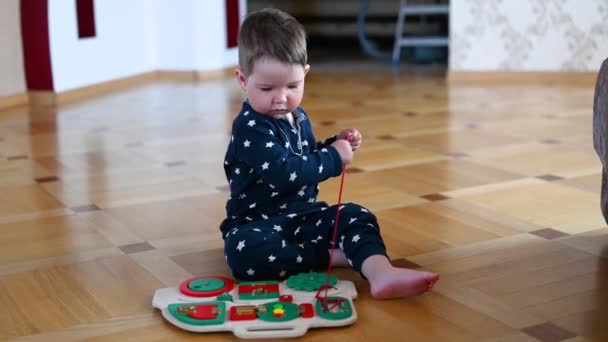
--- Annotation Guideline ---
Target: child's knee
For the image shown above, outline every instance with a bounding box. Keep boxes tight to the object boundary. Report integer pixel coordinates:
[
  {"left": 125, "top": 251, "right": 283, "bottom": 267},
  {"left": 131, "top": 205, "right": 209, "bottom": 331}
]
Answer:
[
  {"left": 341, "top": 202, "right": 370, "bottom": 214},
  {"left": 341, "top": 203, "right": 378, "bottom": 224},
  {"left": 224, "top": 231, "right": 282, "bottom": 279},
  {"left": 225, "top": 246, "right": 266, "bottom": 279}
]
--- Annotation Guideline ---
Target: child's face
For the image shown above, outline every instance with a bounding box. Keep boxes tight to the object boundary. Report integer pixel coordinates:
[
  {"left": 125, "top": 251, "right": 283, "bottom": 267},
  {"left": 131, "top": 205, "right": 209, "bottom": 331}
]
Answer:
[{"left": 236, "top": 58, "right": 310, "bottom": 118}]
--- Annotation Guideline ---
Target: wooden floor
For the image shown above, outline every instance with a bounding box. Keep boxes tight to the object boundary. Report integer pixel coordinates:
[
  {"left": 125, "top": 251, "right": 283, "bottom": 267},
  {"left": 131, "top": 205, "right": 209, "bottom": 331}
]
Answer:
[{"left": 0, "top": 70, "right": 606, "bottom": 342}]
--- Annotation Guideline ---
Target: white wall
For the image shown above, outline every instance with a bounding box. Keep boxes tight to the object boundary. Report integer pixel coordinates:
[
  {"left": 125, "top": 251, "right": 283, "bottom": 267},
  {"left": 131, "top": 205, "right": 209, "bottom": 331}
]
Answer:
[
  {"left": 193, "top": 0, "right": 229, "bottom": 71},
  {"left": 155, "top": 0, "right": 245, "bottom": 71},
  {"left": 48, "top": 0, "right": 155, "bottom": 92},
  {"left": 48, "top": 0, "right": 246, "bottom": 92},
  {"left": 154, "top": 1, "right": 195, "bottom": 71},
  {"left": 450, "top": 0, "right": 608, "bottom": 71},
  {"left": 0, "top": 0, "right": 26, "bottom": 96}
]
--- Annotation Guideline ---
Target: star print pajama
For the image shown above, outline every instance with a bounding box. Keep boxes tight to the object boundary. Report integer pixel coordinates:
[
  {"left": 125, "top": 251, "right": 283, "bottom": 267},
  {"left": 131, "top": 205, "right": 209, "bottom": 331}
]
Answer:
[{"left": 220, "top": 102, "right": 388, "bottom": 280}]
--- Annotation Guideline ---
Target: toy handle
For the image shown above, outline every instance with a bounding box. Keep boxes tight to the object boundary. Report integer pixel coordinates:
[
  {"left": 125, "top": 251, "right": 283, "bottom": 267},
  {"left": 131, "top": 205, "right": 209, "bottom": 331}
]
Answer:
[{"left": 233, "top": 325, "right": 308, "bottom": 339}]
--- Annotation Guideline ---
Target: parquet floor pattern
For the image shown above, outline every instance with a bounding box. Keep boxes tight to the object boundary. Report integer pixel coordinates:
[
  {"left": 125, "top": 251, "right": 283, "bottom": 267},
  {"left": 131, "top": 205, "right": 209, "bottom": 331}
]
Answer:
[{"left": 0, "top": 71, "right": 605, "bottom": 341}]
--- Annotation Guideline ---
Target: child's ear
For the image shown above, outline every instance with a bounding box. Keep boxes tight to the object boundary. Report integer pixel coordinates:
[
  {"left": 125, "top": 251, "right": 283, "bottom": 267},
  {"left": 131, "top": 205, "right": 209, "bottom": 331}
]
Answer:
[
  {"left": 235, "top": 68, "right": 247, "bottom": 89},
  {"left": 304, "top": 64, "right": 311, "bottom": 77}
]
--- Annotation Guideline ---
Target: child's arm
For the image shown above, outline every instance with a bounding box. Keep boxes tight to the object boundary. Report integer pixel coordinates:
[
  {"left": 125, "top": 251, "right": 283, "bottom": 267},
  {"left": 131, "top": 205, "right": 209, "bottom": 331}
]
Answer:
[
  {"left": 233, "top": 119, "right": 344, "bottom": 193},
  {"left": 317, "top": 129, "right": 362, "bottom": 151},
  {"left": 316, "top": 135, "right": 337, "bottom": 149},
  {"left": 337, "top": 129, "right": 362, "bottom": 151}
]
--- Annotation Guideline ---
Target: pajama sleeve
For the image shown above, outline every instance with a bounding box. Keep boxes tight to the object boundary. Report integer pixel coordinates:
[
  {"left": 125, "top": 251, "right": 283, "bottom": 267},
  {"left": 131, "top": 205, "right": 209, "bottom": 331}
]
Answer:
[
  {"left": 233, "top": 118, "right": 343, "bottom": 193},
  {"left": 317, "top": 135, "right": 338, "bottom": 149}
]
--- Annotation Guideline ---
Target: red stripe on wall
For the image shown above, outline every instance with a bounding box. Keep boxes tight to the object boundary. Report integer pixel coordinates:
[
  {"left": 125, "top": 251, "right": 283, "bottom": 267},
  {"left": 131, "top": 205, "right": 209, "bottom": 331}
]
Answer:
[
  {"left": 226, "top": 0, "right": 239, "bottom": 48},
  {"left": 76, "top": 0, "right": 96, "bottom": 38},
  {"left": 20, "top": 0, "right": 54, "bottom": 91}
]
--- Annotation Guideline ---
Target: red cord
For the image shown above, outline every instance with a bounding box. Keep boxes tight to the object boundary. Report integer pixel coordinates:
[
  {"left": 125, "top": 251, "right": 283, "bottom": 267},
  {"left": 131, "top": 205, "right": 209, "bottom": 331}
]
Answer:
[{"left": 316, "top": 164, "right": 346, "bottom": 311}]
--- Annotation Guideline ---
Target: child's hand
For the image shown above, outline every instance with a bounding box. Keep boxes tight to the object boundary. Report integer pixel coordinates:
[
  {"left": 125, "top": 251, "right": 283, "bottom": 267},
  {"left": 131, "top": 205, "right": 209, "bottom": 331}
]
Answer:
[
  {"left": 331, "top": 139, "right": 354, "bottom": 164},
  {"left": 337, "top": 129, "right": 362, "bottom": 151}
]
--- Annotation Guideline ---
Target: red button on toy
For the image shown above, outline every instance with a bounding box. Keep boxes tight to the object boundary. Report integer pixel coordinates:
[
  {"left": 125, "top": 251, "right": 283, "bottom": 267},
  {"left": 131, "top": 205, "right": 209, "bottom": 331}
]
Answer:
[
  {"left": 187, "top": 304, "right": 219, "bottom": 320},
  {"left": 279, "top": 295, "right": 293, "bottom": 302},
  {"left": 229, "top": 306, "right": 257, "bottom": 321},
  {"left": 298, "top": 303, "right": 314, "bottom": 318}
]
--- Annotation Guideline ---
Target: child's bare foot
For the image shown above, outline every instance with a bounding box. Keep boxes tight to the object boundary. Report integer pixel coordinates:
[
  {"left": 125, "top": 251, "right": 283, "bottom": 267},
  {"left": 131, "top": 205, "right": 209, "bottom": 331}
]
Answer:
[
  {"left": 361, "top": 254, "right": 439, "bottom": 299},
  {"left": 369, "top": 267, "right": 439, "bottom": 299},
  {"left": 329, "top": 249, "right": 349, "bottom": 267}
]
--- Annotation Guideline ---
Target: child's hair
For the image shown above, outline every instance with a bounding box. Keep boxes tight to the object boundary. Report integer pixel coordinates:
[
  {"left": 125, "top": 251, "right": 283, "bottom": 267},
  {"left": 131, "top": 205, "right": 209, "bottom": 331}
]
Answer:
[{"left": 238, "top": 8, "right": 307, "bottom": 76}]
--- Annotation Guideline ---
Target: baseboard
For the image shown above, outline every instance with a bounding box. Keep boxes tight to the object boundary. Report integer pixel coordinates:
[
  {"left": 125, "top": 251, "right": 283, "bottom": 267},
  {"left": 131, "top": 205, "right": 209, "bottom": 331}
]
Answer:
[
  {"left": 447, "top": 71, "right": 598, "bottom": 86},
  {"left": 26, "top": 67, "right": 237, "bottom": 107},
  {"left": 0, "top": 92, "right": 29, "bottom": 110},
  {"left": 196, "top": 67, "right": 235, "bottom": 81},
  {"left": 156, "top": 67, "right": 235, "bottom": 81},
  {"left": 27, "top": 91, "right": 56, "bottom": 107},
  {"left": 57, "top": 71, "right": 158, "bottom": 105},
  {"left": 27, "top": 72, "right": 158, "bottom": 107},
  {"left": 157, "top": 71, "right": 198, "bottom": 81}
]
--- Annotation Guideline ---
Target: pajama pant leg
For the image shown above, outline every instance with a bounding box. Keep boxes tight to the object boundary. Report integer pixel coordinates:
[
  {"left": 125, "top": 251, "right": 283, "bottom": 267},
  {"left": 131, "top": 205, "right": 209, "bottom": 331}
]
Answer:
[
  {"left": 301, "top": 202, "right": 388, "bottom": 273},
  {"left": 224, "top": 202, "right": 387, "bottom": 279},
  {"left": 224, "top": 225, "right": 330, "bottom": 280}
]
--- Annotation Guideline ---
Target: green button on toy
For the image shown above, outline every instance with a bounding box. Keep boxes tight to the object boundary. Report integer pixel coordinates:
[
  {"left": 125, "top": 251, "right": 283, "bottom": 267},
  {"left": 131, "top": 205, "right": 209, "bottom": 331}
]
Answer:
[
  {"left": 179, "top": 276, "right": 235, "bottom": 297},
  {"left": 188, "top": 278, "right": 226, "bottom": 292},
  {"left": 286, "top": 272, "right": 337, "bottom": 291}
]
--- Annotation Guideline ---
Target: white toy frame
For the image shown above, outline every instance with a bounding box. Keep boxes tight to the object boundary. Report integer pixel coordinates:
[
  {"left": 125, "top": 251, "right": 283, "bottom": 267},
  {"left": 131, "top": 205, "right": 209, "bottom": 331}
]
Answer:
[{"left": 152, "top": 275, "right": 358, "bottom": 339}]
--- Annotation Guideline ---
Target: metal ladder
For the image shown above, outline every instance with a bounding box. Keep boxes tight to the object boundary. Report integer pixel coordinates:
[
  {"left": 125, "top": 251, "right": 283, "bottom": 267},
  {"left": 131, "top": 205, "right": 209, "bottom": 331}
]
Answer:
[{"left": 392, "top": 0, "right": 449, "bottom": 64}]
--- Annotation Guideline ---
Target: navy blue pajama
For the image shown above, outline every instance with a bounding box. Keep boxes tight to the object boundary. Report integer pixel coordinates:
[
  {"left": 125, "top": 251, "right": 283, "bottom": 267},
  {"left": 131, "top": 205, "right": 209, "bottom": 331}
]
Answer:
[{"left": 220, "top": 101, "right": 388, "bottom": 280}]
